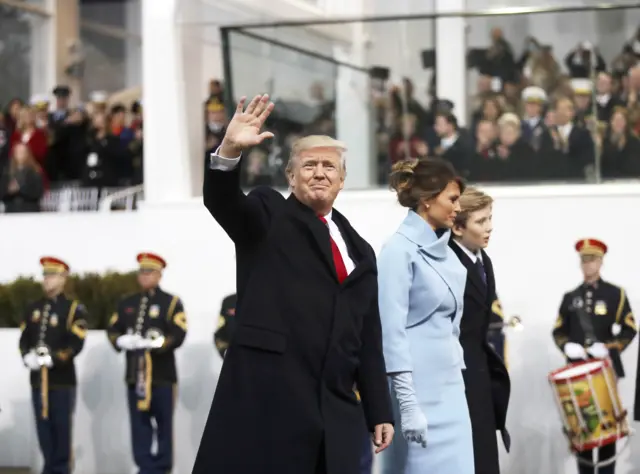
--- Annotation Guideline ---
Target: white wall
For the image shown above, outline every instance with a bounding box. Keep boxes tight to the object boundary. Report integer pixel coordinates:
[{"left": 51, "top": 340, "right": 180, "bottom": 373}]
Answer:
[{"left": 3, "top": 184, "right": 640, "bottom": 472}]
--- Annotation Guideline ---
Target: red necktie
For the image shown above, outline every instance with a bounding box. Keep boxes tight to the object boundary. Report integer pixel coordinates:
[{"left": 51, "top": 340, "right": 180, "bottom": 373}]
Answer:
[{"left": 318, "top": 215, "right": 348, "bottom": 283}]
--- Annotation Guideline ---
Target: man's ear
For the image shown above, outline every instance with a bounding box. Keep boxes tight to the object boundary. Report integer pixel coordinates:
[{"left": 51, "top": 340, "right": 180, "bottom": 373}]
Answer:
[
  {"left": 286, "top": 170, "right": 295, "bottom": 189},
  {"left": 452, "top": 223, "right": 464, "bottom": 238}
]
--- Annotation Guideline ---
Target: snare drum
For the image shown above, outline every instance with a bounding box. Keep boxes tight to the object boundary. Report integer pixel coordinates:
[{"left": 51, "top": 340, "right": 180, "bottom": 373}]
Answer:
[{"left": 548, "top": 358, "right": 629, "bottom": 452}]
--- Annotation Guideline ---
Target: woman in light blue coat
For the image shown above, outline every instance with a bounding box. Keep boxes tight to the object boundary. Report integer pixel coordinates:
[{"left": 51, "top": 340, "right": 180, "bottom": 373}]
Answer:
[{"left": 378, "top": 158, "right": 474, "bottom": 474}]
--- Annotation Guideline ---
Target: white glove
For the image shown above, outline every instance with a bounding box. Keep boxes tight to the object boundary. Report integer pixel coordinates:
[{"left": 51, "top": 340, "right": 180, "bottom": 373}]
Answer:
[
  {"left": 564, "top": 342, "right": 587, "bottom": 360},
  {"left": 134, "top": 337, "right": 164, "bottom": 350},
  {"left": 37, "top": 354, "right": 53, "bottom": 368},
  {"left": 587, "top": 342, "right": 609, "bottom": 359},
  {"left": 23, "top": 352, "right": 40, "bottom": 371},
  {"left": 149, "top": 336, "right": 165, "bottom": 349},
  {"left": 391, "top": 372, "right": 428, "bottom": 448},
  {"left": 116, "top": 334, "right": 142, "bottom": 351},
  {"left": 611, "top": 323, "right": 622, "bottom": 336}
]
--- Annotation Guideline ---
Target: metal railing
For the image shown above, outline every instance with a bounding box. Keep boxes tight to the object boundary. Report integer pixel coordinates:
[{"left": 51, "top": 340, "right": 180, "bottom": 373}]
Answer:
[
  {"left": 98, "top": 184, "right": 144, "bottom": 212},
  {"left": 0, "top": 184, "right": 144, "bottom": 214}
]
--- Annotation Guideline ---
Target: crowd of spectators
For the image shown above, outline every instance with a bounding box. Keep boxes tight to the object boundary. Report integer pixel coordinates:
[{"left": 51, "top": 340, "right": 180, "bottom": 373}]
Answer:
[
  {"left": 222, "top": 28, "right": 640, "bottom": 188},
  {"left": 371, "top": 28, "right": 640, "bottom": 185},
  {"left": 0, "top": 86, "right": 143, "bottom": 213},
  {"left": 5, "top": 26, "right": 640, "bottom": 213}
]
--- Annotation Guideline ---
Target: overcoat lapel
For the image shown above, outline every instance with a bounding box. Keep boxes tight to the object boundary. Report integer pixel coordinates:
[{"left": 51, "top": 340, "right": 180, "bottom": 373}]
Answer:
[
  {"left": 285, "top": 195, "right": 375, "bottom": 286},
  {"left": 398, "top": 212, "right": 462, "bottom": 320},
  {"left": 449, "top": 240, "right": 487, "bottom": 305},
  {"left": 286, "top": 195, "right": 337, "bottom": 280},
  {"left": 482, "top": 249, "right": 496, "bottom": 299},
  {"left": 331, "top": 210, "right": 375, "bottom": 285}
]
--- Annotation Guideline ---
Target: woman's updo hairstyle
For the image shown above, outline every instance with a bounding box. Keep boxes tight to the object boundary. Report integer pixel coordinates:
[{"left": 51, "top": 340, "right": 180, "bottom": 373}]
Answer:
[{"left": 389, "top": 157, "right": 465, "bottom": 210}]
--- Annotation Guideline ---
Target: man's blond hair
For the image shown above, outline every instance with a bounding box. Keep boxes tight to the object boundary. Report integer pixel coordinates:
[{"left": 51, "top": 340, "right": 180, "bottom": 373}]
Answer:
[
  {"left": 285, "top": 135, "right": 347, "bottom": 175},
  {"left": 454, "top": 186, "right": 493, "bottom": 227}
]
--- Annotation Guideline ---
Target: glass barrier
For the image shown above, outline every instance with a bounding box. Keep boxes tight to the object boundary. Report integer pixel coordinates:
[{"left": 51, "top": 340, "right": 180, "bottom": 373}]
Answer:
[
  {"left": 227, "top": 28, "right": 339, "bottom": 187},
  {"left": 222, "top": 5, "right": 640, "bottom": 189},
  {"left": 225, "top": 20, "right": 436, "bottom": 189},
  {"left": 79, "top": 0, "right": 141, "bottom": 99},
  {"left": 0, "top": 5, "right": 36, "bottom": 106}
]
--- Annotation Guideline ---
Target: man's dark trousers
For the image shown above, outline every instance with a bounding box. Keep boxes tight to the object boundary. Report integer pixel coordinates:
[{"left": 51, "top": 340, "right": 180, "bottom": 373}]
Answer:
[{"left": 32, "top": 387, "right": 76, "bottom": 474}]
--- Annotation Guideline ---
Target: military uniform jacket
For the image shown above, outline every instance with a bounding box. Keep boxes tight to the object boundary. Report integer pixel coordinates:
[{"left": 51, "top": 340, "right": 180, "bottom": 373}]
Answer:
[
  {"left": 553, "top": 279, "right": 636, "bottom": 378},
  {"left": 214, "top": 293, "right": 237, "bottom": 359},
  {"left": 107, "top": 288, "right": 187, "bottom": 385},
  {"left": 19, "top": 295, "right": 88, "bottom": 388}
]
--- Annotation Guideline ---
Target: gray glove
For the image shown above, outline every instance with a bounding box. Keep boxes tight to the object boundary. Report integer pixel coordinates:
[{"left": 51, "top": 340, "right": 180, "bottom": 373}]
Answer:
[{"left": 390, "top": 372, "right": 427, "bottom": 448}]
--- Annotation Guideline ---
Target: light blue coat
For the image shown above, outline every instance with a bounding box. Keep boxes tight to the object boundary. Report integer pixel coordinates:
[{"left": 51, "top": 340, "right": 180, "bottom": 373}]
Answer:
[{"left": 377, "top": 210, "right": 474, "bottom": 474}]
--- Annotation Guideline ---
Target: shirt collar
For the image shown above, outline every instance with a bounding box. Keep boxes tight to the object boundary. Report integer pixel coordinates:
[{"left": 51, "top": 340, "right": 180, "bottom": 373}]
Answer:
[
  {"left": 440, "top": 133, "right": 458, "bottom": 150},
  {"left": 453, "top": 239, "right": 482, "bottom": 263},
  {"left": 583, "top": 278, "right": 601, "bottom": 290}
]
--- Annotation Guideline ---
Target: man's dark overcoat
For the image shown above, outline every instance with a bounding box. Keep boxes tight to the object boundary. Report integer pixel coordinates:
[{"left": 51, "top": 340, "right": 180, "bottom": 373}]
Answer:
[
  {"left": 192, "top": 162, "right": 393, "bottom": 474},
  {"left": 449, "top": 240, "right": 511, "bottom": 474}
]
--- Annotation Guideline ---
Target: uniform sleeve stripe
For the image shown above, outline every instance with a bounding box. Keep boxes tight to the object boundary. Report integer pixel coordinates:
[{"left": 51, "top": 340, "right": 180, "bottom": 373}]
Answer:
[
  {"left": 67, "top": 301, "right": 79, "bottom": 330},
  {"left": 615, "top": 288, "right": 626, "bottom": 323},
  {"left": 167, "top": 296, "right": 179, "bottom": 320}
]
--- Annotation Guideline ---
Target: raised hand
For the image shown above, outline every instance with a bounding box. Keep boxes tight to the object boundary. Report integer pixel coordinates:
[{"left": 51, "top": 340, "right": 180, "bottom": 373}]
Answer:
[{"left": 220, "top": 94, "right": 275, "bottom": 157}]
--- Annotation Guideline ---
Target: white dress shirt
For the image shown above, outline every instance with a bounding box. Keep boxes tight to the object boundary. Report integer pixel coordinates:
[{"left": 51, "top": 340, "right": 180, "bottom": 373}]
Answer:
[
  {"left": 525, "top": 116, "right": 540, "bottom": 129},
  {"left": 558, "top": 123, "right": 573, "bottom": 141},
  {"left": 439, "top": 133, "right": 459, "bottom": 151},
  {"left": 319, "top": 210, "right": 355, "bottom": 275},
  {"left": 209, "top": 147, "right": 355, "bottom": 275},
  {"left": 453, "top": 239, "right": 482, "bottom": 264},
  {"left": 209, "top": 146, "right": 242, "bottom": 171}
]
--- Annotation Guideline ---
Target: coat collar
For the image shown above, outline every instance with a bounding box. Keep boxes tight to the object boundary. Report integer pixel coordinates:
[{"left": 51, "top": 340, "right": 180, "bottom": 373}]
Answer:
[
  {"left": 285, "top": 193, "right": 374, "bottom": 284},
  {"left": 449, "top": 238, "right": 487, "bottom": 301},
  {"left": 398, "top": 210, "right": 450, "bottom": 260}
]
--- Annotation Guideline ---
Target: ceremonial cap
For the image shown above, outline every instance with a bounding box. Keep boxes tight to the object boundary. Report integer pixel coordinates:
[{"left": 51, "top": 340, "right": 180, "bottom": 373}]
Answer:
[
  {"left": 30, "top": 94, "right": 50, "bottom": 111},
  {"left": 571, "top": 78, "right": 593, "bottom": 96},
  {"left": 52, "top": 85, "right": 71, "bottom": 98},
  {"left": 137, "top": 252, "right": 167, "bottom": 271},
  {"left": 521, "top": 86, "right": 547, "bottom": 103},
  {"left": 575, "top": 238, "right": 607, "bottom": 257},
  {"left": 40, "top": 256, "right": 70, "bottom": 274}
]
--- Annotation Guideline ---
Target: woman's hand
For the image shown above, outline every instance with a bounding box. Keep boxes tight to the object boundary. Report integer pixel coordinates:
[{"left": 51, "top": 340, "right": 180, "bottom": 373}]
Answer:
[{"left": 400, "top": 405, "right": 428, "bottom": 448}]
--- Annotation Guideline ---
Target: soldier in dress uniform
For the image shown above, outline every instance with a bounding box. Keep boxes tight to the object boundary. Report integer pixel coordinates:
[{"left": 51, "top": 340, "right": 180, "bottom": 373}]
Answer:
[
  {"left": 107, "top": 252, "right": 187, "bottom": 474},
  {"left": 19, "top": 257, "right": 88, "bottom": 474},
  {"left": 214, "top": 293, "right": 237, "bottom": 359},
  {"left": 552, "top": 238, "right": 637, "bottom": 474}
]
